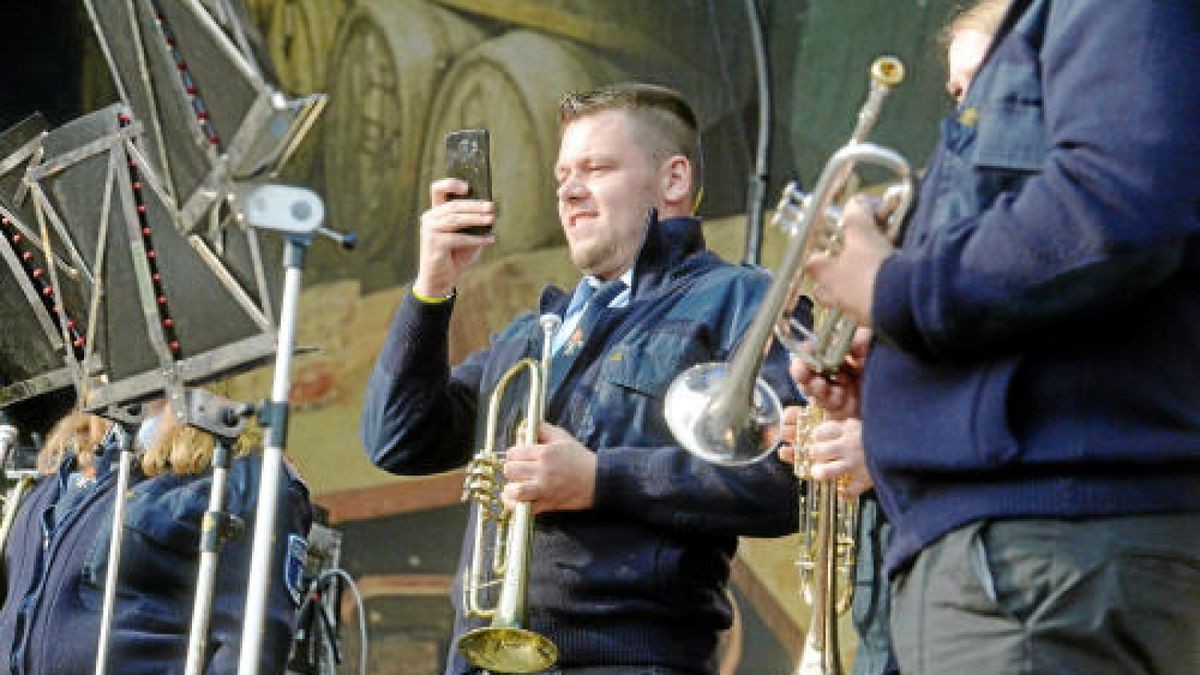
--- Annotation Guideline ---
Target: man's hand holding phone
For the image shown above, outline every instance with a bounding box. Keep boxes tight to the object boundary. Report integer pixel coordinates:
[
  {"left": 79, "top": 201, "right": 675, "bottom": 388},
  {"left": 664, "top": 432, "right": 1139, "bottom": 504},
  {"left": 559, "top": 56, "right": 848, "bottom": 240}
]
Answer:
[
  {"left": 444, "top": 128, "right": 493, "bottom": 236},
  {"left": 413, "top": 129, "right": 496, "bottom": 299}
]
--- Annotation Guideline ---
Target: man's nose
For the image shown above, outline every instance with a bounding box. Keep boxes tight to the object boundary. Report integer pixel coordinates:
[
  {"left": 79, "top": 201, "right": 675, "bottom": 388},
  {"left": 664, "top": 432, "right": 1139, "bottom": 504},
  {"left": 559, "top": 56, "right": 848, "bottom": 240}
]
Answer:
[{"left": 557, "top": 176, "right": 585, "bottom": 202}]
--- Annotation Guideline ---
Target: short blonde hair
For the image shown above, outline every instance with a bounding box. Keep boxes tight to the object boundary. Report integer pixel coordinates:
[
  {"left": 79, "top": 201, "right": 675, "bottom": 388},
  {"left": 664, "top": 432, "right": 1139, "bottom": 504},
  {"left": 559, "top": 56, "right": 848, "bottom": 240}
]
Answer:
[
  {"left": 139, "top": 404, "right": 258, "bottom": 477},
  {"left": 558, "top": 83, "right": 703, "bottom": 196},
  {"left": 36, "top": 399, "right": 260, "bottom": 477}
]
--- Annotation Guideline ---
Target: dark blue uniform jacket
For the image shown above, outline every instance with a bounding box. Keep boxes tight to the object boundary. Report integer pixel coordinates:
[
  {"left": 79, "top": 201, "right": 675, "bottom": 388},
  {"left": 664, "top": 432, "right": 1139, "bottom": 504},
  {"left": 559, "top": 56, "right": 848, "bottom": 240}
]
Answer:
[
  {"left": 0, "top": 442, "right": 312, "bottom": 674},
  {"left": 867, "top": 0, "right": 1200, "bottom": 575}
]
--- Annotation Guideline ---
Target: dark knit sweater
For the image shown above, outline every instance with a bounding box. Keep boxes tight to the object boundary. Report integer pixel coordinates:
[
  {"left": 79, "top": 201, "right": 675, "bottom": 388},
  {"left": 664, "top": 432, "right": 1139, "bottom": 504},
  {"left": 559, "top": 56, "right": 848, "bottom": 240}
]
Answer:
[{"left": 866, "top": 0, "right": 1200, "bottom": 575}]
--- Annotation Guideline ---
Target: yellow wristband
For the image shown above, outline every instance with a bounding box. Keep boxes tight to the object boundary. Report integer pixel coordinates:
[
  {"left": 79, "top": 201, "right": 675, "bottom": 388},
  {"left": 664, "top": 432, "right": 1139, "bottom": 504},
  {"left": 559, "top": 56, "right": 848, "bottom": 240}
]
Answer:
[{"left": 411, "top": 287, "right": 454, "bottom": 305}]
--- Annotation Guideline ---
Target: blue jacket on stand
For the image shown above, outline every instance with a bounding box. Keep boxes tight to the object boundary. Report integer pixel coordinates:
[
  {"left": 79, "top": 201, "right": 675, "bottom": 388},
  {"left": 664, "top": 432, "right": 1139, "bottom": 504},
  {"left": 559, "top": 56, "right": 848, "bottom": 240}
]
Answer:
[
  {"left": 362, "top": 214, "right": 801, "bottom": 674},
  {"left": 866, "top": 0, "right": 1200, "bottom": 575},
  {"left": 0, "top": 439, "right": 313, "bottom": 674}
]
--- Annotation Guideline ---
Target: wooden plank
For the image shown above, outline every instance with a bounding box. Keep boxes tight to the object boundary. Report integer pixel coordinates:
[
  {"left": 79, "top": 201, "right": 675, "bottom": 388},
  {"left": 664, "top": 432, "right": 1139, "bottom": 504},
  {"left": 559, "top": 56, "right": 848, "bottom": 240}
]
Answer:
[
  {"left": 354, "top": 573, "right": 454, "bottom": 599},
  {"left": 731, "top": 550, "right": 804, "bottom": 662},
  {"left": 314, "top": 469, "right": 465, "bottom": 523},
  {"left": 734, "top": 535, "right": 861, "bottom": 668},
  {"left": 340, "top": 573, "right": 455, "bottom": 623}
]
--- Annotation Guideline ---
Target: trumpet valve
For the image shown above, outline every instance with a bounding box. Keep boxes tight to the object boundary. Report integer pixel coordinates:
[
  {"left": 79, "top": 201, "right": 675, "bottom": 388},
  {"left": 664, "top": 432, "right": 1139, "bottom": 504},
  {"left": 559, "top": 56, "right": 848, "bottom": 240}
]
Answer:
[
  {"left": 820, "top": 227, "right": 844, "bottom": 255},
  {"left": 771, "top": 184, "right": 810, "bottom": 236},
  {"left": 834, "top": 473, "right": 851, "bottom": 496},
  {"left": 462, "top": 477, "right": 494, "bottom": 504},
  {"left": 794, "top": 455, "right": 814, "bottom": 481},
  {"left": 462, "top": 454, "right": 502, "bottom": 503}
]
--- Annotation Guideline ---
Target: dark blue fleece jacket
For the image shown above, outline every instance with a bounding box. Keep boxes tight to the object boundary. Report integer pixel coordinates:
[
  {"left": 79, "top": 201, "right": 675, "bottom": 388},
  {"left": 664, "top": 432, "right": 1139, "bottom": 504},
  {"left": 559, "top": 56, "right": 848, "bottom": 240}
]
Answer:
[
  {"left": 867, "top": 0, "right": 1200, "bottom": 575},
  {"left": 0, "top": 443, "right": 312, "bottom": 674}
]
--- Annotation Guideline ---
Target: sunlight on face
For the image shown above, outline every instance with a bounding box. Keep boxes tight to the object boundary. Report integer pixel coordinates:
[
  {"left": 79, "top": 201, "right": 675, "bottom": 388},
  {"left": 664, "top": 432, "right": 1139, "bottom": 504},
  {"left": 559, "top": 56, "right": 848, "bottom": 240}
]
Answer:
[
  {"left": 947, "top": 28, "right": 993, "bottom": 104},
  {"left": 555, "top": 110, "right": 660, "bottom": 280}
]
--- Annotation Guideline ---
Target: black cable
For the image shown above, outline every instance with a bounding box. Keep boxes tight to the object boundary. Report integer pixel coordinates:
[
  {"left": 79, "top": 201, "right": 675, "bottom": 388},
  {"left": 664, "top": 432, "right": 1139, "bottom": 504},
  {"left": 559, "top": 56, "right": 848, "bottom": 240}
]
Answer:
[
  {"left": 742, "top": 0, "right": 773, "bottom": 267},
  {"left": 315, "top": 601, "right": 342, "bottom": 666},
  {"left": 706, "top": 0, "right": 754, "bottom": 168}
]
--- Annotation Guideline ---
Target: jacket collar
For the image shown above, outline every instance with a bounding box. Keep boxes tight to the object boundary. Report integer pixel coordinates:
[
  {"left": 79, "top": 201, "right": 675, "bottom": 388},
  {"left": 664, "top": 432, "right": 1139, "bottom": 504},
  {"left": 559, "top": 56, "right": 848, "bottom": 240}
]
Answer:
[{"left": 538, "top": 208, "right": 707, "bottom": 313}]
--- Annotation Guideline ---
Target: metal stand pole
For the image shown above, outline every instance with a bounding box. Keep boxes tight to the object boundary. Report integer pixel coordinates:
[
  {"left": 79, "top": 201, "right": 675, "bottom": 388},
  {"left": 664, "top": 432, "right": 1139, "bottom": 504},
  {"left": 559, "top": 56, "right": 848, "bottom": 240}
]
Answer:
[
  {"left": 184, "top": 433, "right": 241, "bottom": 675},
  {"left": 230, "top": 183, "right": 351, "bottom": 675},
  {"left": 237, "top": 240, "right": 305, "bottom": 675},
  {"left": 0, "top": 412, "right": 17, "bottom": 472},
  {"left": 0, "top": 412, "right": 27, "bottom": 557},
  {"left": 95, "top": 420, "right": 137, "bottom": 675}
]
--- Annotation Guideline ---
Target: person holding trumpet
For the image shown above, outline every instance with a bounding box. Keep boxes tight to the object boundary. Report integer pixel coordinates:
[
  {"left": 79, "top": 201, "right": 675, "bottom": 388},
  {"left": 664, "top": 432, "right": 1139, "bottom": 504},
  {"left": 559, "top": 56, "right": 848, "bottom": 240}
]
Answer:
[
  {"left": 360, "top": 83, "right": 801, "bottom": 674},
  {"left": 795, "top": 1, "right": 1200, "bottom": 673},
  {"left": 781, "top": 3, "right": 1014, "bottom": 674}
]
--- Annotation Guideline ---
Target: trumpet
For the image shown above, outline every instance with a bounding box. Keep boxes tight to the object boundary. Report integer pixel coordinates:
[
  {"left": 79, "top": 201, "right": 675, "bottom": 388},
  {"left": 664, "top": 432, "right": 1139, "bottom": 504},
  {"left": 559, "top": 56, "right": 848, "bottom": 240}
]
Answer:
[
  {"left": 791, "top": 406, "right": 860, "bottom": 675},
  {"left": 457, "top": 314, "right": 561, "bottom": 674},
  {"left": 663, "top": 56, "right": 913, "bottom": 675}
]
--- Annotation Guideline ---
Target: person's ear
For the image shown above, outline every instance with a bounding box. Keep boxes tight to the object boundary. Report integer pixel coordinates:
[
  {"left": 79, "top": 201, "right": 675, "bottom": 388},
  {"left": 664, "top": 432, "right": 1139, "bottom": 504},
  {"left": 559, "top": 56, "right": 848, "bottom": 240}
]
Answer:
[{"left": 661, "top": 155, "right": 692, "bottom": 206}]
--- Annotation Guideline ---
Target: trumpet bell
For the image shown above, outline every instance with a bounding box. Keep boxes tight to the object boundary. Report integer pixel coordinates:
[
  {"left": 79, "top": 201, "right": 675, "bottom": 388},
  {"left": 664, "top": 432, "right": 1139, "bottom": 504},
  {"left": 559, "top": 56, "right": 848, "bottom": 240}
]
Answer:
[
  {"left": 456, "top": 626, "right": 558, "bottom": 674},
  {"left": 664, "top": 362, "right": 783, "bottom": 465}
]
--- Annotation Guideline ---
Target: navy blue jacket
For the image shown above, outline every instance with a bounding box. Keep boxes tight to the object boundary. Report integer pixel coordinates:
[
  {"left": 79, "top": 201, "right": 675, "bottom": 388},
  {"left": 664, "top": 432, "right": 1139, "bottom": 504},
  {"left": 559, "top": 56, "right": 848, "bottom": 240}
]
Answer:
[
  {"left": 867, "top": 0, "right": 1200, "bottom": 574},
  {"left": 361, "top": 215, "right": 800, "bottom": 674},
  {"left": 0, "top": 442, "right": 312, "bottom": 674}
]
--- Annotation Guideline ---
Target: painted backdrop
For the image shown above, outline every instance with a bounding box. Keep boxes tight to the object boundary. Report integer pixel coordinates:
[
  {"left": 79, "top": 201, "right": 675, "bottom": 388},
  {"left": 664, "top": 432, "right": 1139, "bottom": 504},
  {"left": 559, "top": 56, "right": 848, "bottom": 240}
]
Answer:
[{"left": 1, "top": 1, "right": 964, "bottom": 672}]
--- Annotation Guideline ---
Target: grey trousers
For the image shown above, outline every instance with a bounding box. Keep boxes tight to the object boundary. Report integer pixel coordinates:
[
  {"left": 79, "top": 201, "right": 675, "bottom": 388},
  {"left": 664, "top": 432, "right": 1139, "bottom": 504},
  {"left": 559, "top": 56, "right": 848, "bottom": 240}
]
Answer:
[{"left": 890, "top": 512, "right": 1200, "bottom": 675}]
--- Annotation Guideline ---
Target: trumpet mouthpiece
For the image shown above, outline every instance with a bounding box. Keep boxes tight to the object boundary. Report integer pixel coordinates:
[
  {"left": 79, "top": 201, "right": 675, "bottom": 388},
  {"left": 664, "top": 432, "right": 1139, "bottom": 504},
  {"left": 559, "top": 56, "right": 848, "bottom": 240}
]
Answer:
[{"left": 870, "top": 56, "right": 905, "bottom": 88}]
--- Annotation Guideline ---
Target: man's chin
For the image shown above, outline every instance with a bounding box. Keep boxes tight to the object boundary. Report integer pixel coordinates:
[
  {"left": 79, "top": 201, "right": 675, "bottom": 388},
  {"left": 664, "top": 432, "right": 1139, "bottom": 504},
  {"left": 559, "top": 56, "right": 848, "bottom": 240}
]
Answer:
[
  {"left": 569, "top": 243, "right": 622, "bottom": 278},
  {"left": 568, "top": 249, "right": 596, "bottom": 274}
]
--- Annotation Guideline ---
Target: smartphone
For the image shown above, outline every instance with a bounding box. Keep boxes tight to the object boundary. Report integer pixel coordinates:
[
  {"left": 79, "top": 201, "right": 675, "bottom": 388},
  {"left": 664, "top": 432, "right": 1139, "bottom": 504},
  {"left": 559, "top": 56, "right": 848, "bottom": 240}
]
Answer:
[{"left": 444, "top": 128, "right": 492, "bottom": 235}]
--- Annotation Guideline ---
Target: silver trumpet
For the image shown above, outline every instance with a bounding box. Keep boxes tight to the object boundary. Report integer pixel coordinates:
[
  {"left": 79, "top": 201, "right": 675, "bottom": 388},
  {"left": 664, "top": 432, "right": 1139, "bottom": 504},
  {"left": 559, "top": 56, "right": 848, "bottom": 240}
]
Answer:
[
  {"left": 457, "top": 314, "right": 561, "bottom": 674},
  {"left": 664, "top": 56, "right": 913, "bottom": 675}
]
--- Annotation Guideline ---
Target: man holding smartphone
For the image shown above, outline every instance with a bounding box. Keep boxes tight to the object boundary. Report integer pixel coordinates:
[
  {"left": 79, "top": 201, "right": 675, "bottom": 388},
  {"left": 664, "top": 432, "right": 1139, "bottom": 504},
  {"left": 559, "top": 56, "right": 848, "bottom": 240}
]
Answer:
[{"left": 361, "top": 83, "right": 800, "bottom": 674}]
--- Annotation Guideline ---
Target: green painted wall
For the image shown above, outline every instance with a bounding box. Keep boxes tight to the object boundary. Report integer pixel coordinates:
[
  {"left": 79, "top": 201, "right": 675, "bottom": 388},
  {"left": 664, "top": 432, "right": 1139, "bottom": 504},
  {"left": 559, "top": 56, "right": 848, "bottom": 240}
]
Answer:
[{"left": 781, "top": 0, "right": 962, "bottom": 183}]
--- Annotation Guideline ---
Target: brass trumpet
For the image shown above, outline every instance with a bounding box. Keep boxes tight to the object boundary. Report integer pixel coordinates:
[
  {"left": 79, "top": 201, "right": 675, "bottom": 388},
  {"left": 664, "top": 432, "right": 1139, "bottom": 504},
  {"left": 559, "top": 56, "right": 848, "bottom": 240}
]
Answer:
[
  {"left": 791, "top": 406, "right": 860, "bottom": 675},
  {"left": 457, "top": 314, "right": 561, "bottom": 674},
  {"left": 664, "top": 56, "right": 913, "bottom": 675}
]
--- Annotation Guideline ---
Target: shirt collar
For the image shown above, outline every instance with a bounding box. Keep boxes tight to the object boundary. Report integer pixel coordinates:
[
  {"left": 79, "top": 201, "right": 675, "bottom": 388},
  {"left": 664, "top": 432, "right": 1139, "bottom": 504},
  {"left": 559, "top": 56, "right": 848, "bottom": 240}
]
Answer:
[{"left": 581, "top": 267, "right": 634, "bottom": 292}]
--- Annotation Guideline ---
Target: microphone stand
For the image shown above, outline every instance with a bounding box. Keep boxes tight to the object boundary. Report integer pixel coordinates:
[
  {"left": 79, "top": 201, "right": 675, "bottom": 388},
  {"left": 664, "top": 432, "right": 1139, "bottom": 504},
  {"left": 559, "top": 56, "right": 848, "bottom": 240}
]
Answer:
[
  {"left": 0, "top": 411, "right": 17, "bottom": 474},
  {"left": 0, "top": 410, "right": 27, "bottom": 557},
  {"left": 95, "top": 406, "right": 143, "bottom": 675},
  {"left": 232, "top": 184, "right": 353, "bottom": 675},
  {"left": 183, "top": 389, "right": 252, "bottom": 675}
]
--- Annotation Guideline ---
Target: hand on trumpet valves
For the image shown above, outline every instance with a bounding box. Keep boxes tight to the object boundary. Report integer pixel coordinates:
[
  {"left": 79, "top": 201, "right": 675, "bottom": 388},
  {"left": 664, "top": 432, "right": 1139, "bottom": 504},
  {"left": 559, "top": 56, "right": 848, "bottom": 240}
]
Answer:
[
  {"left": 789, "top": 327, "right": 871, "bottom": 420},
  {"left": 778, "top": 414, "right": 874, "bottom": 499},
  {"left": 804, "top": 195, "right": 895, "bottom": 324},
  {"left": 413, "top": 178, "right": 497, "bottom": 298},
  {"left": 501, "top": 422, "right": 597, "bottom": 514}
]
